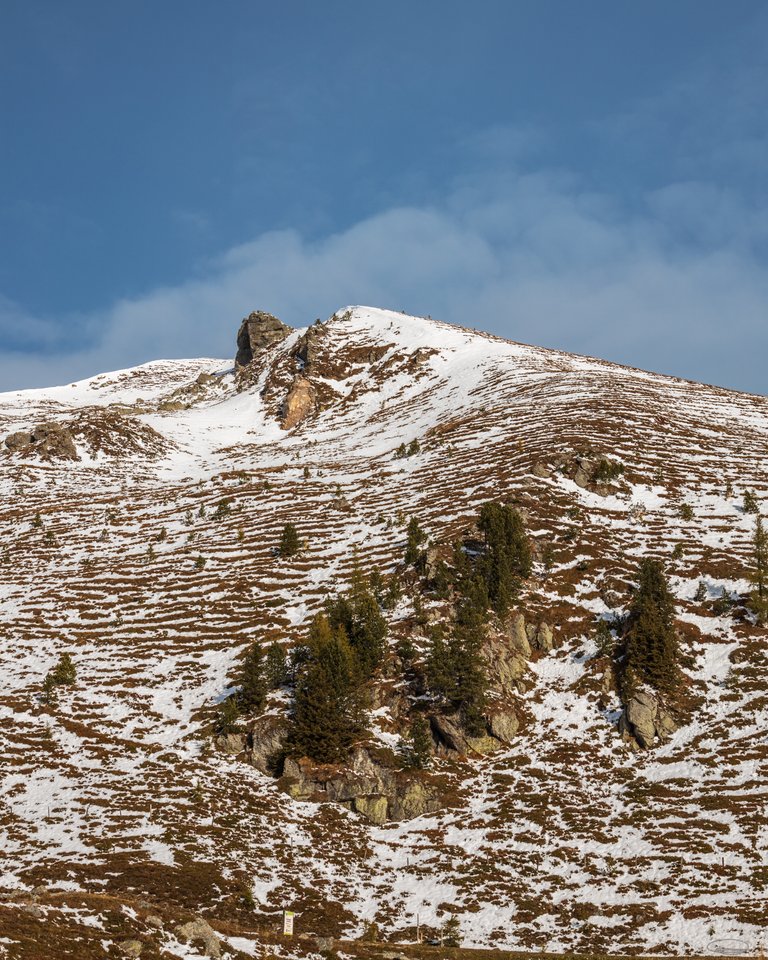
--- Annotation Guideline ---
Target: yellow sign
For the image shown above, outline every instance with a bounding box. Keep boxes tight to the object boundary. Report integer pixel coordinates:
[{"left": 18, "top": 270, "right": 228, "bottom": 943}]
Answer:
[{"left": 283, "top": 910, "right": 295, "bottom": 936}]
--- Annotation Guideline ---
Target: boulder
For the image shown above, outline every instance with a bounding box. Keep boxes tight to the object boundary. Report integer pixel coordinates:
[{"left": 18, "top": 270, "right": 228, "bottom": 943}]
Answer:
[
  {"left": 235, "top": 311, "right": 292, "bottom": 366},
  {"left": 430, "top": 713, "right": 470, "bottom": 753},
  {"left": 530, "top": 622, "right": 555, "bottom": 653},
  {"left": 118, "top": 941, "right": 143, "bottom": 958},
  {"left": 175, "top": 918, "right": 221, "bottom": 958},
  {"left": 483, "top": 632, "right": 528, "bottom": 695},
  {"left": 214, "top": 732, "right": 246, "bottom": 756},
  {"left": 620, "top": 688, "right": 677, "bottom": 749},
  {"left": 5, "top": 422, "right": 78, "bottom": 460},
  {"left": 505, "top": 613, "right": 532, "bottom": 657},
  {"left": 281, "top": 376, "right": 316, "bottom": 429},
  {"left": 488, "top": 707, "right": 519, "bottom": 743},
  {"left": 247, "top": 715, "right": 290, "bottom": 774}
]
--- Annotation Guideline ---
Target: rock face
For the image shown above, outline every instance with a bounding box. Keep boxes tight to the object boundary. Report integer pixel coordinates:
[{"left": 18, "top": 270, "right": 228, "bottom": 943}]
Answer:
[
  {"left": 235, "top": 310, "right": 292, "bottom": 366},
  {"left": 619, "top": 688, "right": 677, "bottom": 749},
  {"left": 294, "top": 321, "right": 329, "bottom": 368},
  {"left": 281, "top": 376, "right": 316, "bottom": 429},
  {"left": 247, "top": 714, "right": 290, "bottom": 774},
  {"left": 281, "top": 748, "right": 443, "bottom": 824}
]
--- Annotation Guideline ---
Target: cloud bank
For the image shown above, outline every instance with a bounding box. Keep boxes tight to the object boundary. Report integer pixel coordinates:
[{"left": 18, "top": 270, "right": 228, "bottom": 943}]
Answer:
[{"left": 2, "top": 160, "right": 765, "bottom": 395}]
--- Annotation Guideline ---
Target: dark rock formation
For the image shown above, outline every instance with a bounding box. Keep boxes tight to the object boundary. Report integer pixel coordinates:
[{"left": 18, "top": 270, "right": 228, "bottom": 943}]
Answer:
[
  {"left": 235, "top": 311, "right": 292, "bottom": 366},
  {"left": 5, "top": 423, "right": 77, "bottom": 460}
]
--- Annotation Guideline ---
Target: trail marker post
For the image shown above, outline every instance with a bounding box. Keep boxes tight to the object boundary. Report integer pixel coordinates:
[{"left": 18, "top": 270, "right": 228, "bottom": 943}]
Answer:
[{"left": 282, "top": 910, "right": 295, "bottom": 937}]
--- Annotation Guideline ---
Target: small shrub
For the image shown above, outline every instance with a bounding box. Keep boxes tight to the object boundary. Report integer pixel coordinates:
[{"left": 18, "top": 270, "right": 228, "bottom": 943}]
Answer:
[{"left": 679, "top": 503, "right": 694, "bottom": 521}]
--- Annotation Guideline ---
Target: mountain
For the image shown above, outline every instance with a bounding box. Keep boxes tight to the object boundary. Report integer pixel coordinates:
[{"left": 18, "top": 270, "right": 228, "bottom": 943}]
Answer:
[{"left": 0, "top": 306, "right": 766, "bottom": 960}]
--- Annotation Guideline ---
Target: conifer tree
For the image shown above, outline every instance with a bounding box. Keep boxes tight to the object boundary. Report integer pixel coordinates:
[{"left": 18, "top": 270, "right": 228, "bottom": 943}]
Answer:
[
  {"left": 238, "top": 642, "right": 266, "bottom": 715},
  {"left": 265, "top": 641, "right": 288, "bottom": 689},
  {"left": 476, "top": 503, "right": 532, "bottom": 615},
  {"left": 400, "top": 714, "right": 432, "bottom": 769},
  {"left": 743, "top": 490, "right": 759, "bottom": 514},
  {"left": 289, "top": 614, "right": 364, "bottom": 763},
  {"left": 427, "top": 616, "right": 487, "bottom": 736},
  {"left": 278, "top": 522, "right": 300, "bottom": 558},
  {"left": 52, "top": 652, "right": 76, "bottom": 686},
  {"left": 624, "top": 558, "right": 680, "bottom": 694},
  {"left": 326, "top": 567, "right": 387, "bottom": 677},
  {"left": 216, "top": 695, "right": 240, "bottom": 735},
  {"left": 749, "top": 514, "right": 768, "bottom": 624},
  {"left": 404, "top": 516, "right": 427, "bottom": 566}
]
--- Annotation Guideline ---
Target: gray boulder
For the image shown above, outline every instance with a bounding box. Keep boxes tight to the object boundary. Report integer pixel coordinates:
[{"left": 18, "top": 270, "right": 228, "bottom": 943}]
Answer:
[
  {"left": 175, "top": 918, "right": 221, "bottom": 958},
  {"left": 235, "top": 310, "right": 292, "bottom": 366},
  {"left": 620, "top": 688, "right": 677, "bottom": 749}
]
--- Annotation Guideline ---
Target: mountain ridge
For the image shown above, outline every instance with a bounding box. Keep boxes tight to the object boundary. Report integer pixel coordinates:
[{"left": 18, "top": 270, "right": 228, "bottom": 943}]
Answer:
[{"left": 0, "top": 305, "right": 766, "bottom": 959}]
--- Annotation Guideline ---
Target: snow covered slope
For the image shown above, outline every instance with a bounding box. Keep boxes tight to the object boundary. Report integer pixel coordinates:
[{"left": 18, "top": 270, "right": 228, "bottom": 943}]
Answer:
[{"left": 0, "top": 306, "right": 766, "bottom": 958}]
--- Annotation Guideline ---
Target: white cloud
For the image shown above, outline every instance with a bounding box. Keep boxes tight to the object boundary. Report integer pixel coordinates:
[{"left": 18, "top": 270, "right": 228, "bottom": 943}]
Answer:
[{"left": 1, "top": 164, "right": 766, "bottom": 395}]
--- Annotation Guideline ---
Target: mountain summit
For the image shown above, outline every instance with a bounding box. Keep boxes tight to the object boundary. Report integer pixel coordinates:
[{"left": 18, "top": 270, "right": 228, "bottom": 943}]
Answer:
[{"left": 0, "top": 306, "right": 766, "bottom": 958}]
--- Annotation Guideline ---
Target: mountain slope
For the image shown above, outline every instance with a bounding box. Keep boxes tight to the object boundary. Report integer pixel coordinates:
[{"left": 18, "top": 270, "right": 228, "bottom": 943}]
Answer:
[{"left": 0, "top": 306, "right": 766, "bottom": 958}]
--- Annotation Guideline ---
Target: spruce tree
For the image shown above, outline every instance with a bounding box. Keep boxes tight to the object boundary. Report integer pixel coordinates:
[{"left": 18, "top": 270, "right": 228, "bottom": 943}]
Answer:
[
  {"left": 743, "top": 490, "right": 759, "bottom": 514},
  {"left": 749, "top": 515, "right": 768, "bottom": 624},
  {"left": 326, "top": 570, "right": 387, "bottom": 678},
  {"left": 427, "top": 617, "right": 487, "bottom": 736},
  {"left": 51, "top": 653, "right": 76, "bottom": 686},
  {"left": 624, "top": 558, "right": 680, "bottom": 694},
  {"left": 265, "top": 641, "right": 288, "bottom": 689},
  {"left": 404, "top": 516, "right": 427, "bottom": 566},
  {"left": 216, "top": 695, "right": 240, "bottom": 735},
  {"left": 289, "top": 614, "right": 364, "bottom": 763},
  {"left": 401, "top": 714, "right": 432, "bottom": 769},
  {"left": 278, "top": 522, "right": 300, "bottom": 558},
  {"left": 476, "top": 503, "right": 532, "bottom": 615},
  {"left": 238, "top": 642, "right": 266, "bottom": 715}
]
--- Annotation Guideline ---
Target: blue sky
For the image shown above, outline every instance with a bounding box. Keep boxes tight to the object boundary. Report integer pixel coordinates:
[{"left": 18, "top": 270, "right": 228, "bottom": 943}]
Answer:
[{"left": 2, "top": 1, "right": 767, "bottom": 392}]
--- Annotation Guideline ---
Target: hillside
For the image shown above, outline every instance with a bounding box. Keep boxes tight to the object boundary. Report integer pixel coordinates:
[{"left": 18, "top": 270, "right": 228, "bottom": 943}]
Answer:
[{"left": 0, "top": 306, "right": 766, "bottom": 960}]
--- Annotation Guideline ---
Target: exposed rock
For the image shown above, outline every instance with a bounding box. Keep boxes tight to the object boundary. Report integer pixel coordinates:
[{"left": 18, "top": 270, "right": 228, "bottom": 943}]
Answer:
[
  {"left": 5, "top": 422, "right": 78, "bottom": 461},
  {"left": 5, "top": 430, "right": 32, "bottom": 451},
  {"left": 487, "top": 707, "right": 519, "bottom": 743},
  {"left": 281, "top": 376, "right": 316, "bottom": 429},
  {"left": 294, "top": 321, "right": 329, "bottom": 368},
  {"left": 175, "top": 918, "right": 221, "bottom": 958},
  {"left": 505, "top": 613, "right": 532, "bottom": 657},
  {"left": 531, "top": 461, "right": 551, "bottom": 478},
  {"left": 235, "top": 310, "right": 292, "bottom": 366},
  {"left": 483, "top": 632, "right": 529, "bottom": 695},
  {"left": 620, "top": 688, "right": 677, "bottom": 749},
  {"left": 430, "top": 713, "right": 470, "bottom": 754},
  {"left": 281, "top": 748, "right": 443, "bottom": 823},
  {"left": 247, "top": 714, "right": 290, "bottom": 774},
  {"left": 529, "top": 622, "right": 555, "bottom": 653},
  {"left": 214, "top": 732, "right": 246, "bottom": 756},
  {"left": 145, "top": 915, "right": 163, "bottom": 929},
  {"left": 118, "top": 941, "right": 144, "bottom": 958}
]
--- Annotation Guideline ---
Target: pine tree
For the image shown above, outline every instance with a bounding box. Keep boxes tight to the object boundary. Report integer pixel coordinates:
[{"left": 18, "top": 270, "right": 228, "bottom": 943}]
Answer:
[
  {"left": 404, "top": 516, "right": 427, "bottom": 566},
  {"left": 325, "top": 568, "right": 387, "bottom": 678},
  {"left": 427, "top": 618, "right": 487, "bottom": 736},
  {"left": 51, "top": 653, "right": 76, "bottom": 686},
  {"left": 743, "top": 490, "right": 759, "bottom": 514},
  {"left": 624, "top": 558, "right": 680, "bottom": 694},
  {"left": 749, "top": 515, "right": 768, "bottom": 624},
  {"left": 278, "top": 522, "right": 300, "bottom": 558},
  {"left": 40, "top": 673, "right": 59, "bottom": 706},
  {"left": 476, "top": 502, "right": 532, "bottom": 615},
  {"left": 288, "top": 614, "right": 364, "bottom": 763},
  {"left": 238, "top": 642, "right": 266, "bottom": 715},
  {"left": 216, "top": 695, "right": 240, "bottom": 735},
  {"left": 442, "top": 916, "right": 462, "bottom": 948},
  {"left": 265, "top": 642, "right": 288, "bottom": 689},
  {"left": 400, "top": 714, "right": 432, "bottom": 769}
]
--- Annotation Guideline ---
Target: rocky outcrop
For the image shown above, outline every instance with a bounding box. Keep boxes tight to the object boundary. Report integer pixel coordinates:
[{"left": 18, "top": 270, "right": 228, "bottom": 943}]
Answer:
[
  {"left": 281, "top": 748, "right": 443, "bottom": 824},
  {"left": 619, "top": 688, "right": 677, "bottom": 749},
  {"left": 487, "top": 706, "right": 519, "bottom": 743},
  {"left": 175, "top": 918, "right": 221, "bottom": 958},
  {"left": 247, "top": 714, "right": 290, "bottom": 774},
  {"left": 294, "top": 321, "right": 329, "bottom": 368},
  {"left": 281, "top": 376, "right": 316, "bottom": 429},
  {"left": 235, "top": 310, "right": 292, "bottom": 367},
  {"left": 5, "top": 422, "right": 77, "bottom": 460},
  {"left": 532, "top": 451, "right": 624, "bottom": 496}
]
